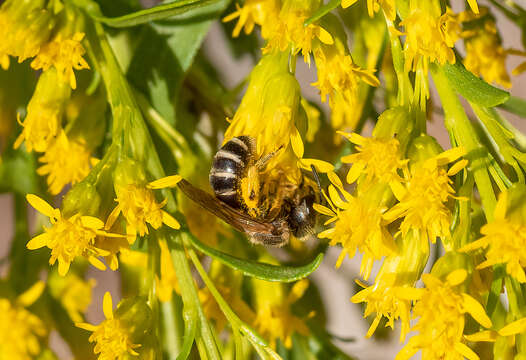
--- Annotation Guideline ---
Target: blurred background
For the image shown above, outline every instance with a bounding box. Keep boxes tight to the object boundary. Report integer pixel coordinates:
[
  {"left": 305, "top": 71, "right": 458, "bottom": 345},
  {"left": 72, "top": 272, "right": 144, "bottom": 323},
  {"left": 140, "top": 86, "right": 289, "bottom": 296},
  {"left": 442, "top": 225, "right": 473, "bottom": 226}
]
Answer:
[{"left": 1, "top": 0, "right": 526, "bottom": 358}]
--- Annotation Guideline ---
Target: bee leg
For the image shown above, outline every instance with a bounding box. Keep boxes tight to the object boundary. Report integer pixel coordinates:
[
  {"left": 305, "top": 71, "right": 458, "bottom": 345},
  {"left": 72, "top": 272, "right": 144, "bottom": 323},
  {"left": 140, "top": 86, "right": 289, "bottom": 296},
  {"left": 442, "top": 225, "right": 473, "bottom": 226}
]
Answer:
[
  {"left": 255, "top": 144, "right": 285, "bottom": 170},
  {"left": 310, "top": 164, "right": 323, "bottom": 196}
]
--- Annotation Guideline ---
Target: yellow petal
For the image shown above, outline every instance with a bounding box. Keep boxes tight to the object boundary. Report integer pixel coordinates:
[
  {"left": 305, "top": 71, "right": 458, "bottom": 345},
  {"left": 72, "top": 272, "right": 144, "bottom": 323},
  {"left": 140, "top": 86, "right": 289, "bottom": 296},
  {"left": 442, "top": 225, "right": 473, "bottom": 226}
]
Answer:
[
  {"left": 88, "top": 256, "right": 107, "bottom": 271},
  {"left": 27, "top": 233, "right": 49, "bottom": 250},
  {"left": 103, "top": 292, "right": 114, "bottom": 320},
  {"left": 316, "top": 26, "right": 334, "bottom": 45},
  {"left": 288, "top": 279, "right": 309, "bottom": 303},
  {"left": 17, "top": 281, "right": 45, "bottom": 307},
  {"left": 499, "top": 317, "right": 526, "bottom": 336},
  {"left": 389, "top": 181, "right": 407, "bottom": 201},
  {"left": 464, "top": 330, "right": 498, "bottom": 342},
  {"left": 328, "top": 185, "right": 350, "bottom": 210},
  {"left": 448, "top": 159, "right": 468, "bottom": 176},
  {"left": 366, "top": 315, "right": 382, "bottom": 338},
  {"left": 105, "top": 205, "right": 121, "bottom": 230},
  {"left": 454, "top": 342, "right": 479, "bottom": 360},
  {"left": 58, "top": 260, "right": 71, "bottom": 277},
  {"left": 298, "top": 158, "right": 334, "bottom": 173},
  {"left": 341, "top": 0, "right": 358, "bottom": 9},
  {"left": 436, "top": 147, "right": 466, "bottom": 164},
  {"left": 447, "top": 269, "right": 468, "bottom": 286},
  {"left": 290, "top": 127, "right": 304, "bottom": 158},
  {"left": 75, "top": 322, "right": 97, "bottom": 332},
  {"left": 313, "top": 203, "right": 334, "bottom": 216},
  {"left": 317, "top": 228, "right": 335, "bottom": 238},
  {"left": 26, "top": 194, "right": 56, "bottom": 218},
  {"left": 81, "top": 216, "right": 105, "bottom": 230},
  {"left": 147, "top": 175, "right": 183, "bottom": 189},
  {"left": 462, "top": 294, "right": 492, "bottom": 328},
  {"left": 162, "top": 211, "right": 181, "bottom": 230},
  {"left": 494, "top": 190, "right": 508, "bottom": 220},
  {"left": 346, "top": 163, "right": 364, "bottom": 184},
  {"left": 467, "top": 0, "right": 479, "bottom": 13}
]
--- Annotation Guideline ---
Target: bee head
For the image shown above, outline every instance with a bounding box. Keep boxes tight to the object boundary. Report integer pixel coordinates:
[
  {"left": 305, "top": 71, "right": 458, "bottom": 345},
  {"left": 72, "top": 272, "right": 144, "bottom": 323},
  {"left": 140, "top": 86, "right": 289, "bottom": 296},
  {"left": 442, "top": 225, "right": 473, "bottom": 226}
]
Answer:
[{"left": 287, "top": 193, "right": 316, "bottom": 239}]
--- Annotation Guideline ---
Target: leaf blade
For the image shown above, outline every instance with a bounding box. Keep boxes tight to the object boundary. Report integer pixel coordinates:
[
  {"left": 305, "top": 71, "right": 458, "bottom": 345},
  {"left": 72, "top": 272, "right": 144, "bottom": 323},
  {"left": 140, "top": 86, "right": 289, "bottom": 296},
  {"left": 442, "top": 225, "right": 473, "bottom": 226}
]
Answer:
[
  {"left": 188, "top": 234, "right": 323, "bottom": 282},
  {"left": 442, "top": 60, "right": 510, "bottom": 107},
  {"left": 92, "top": 0, "right": 219, "bottom": 28}
]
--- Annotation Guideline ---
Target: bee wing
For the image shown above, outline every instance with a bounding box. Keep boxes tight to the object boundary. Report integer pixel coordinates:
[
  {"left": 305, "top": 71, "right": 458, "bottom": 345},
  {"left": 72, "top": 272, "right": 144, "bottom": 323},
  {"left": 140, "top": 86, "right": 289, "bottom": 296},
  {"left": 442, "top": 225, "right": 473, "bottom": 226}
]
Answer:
[{"left": 177, "top": 179, "right": 289, "bottom": 246}]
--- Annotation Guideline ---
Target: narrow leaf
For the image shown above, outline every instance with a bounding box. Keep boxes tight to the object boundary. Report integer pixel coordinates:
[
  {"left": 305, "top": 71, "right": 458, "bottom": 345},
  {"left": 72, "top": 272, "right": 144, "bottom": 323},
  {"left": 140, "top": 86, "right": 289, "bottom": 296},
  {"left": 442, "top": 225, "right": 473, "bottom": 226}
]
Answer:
[
  {"left": 442, "top": 60, "right": 509, "bottom": 107},
  {"left": 188, "top": 235, "right": 323, "bottom": 282},
  {"left": 92, "top": 0, "right": 219, "bottom": 28},
  {"left": 304, "top": 0, "right": 341, "bottom": 26},
  {"left": 499, "top": 95, "right": 526, "bottom": 118}
]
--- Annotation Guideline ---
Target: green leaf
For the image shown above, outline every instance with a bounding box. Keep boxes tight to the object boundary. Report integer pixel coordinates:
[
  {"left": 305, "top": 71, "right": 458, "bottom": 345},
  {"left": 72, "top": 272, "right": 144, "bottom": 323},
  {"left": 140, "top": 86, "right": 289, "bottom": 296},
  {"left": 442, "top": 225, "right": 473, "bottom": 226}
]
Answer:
[
  {"left": 127, "top": 0, "right": 231, "bottom": 123},
  {"left": 188, "top": 234, "right": 324, "bottom": 282},
  {"left": 499, "top": 95, "right": 526, "bottom": 118},
  {"left": 92, "top": 0, "right": 220, "bottom": 28},
  {"left": 442, "top": 60, "right": 510, "bottom": 107},
  {"left": 304, "top": 0, "right": 341, "bottom": 26},
  {"left": 0, "top": 146, "right": 40, "bottom": 195}
]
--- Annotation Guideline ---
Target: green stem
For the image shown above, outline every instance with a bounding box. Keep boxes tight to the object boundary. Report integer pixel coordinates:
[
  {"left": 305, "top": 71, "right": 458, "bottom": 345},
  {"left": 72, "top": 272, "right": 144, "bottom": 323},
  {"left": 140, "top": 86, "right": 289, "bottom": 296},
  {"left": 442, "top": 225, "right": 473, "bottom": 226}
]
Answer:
[
  {"left": 385, "top": 18, "right": 412, "bottom": 106},
  {"left": 161, "top": 300, "right": 181, "bottom": 360},
  {"left": 430, "top": 64, "right": 497, "bottom": 221},
  {"left": 171, "top": 232, "right": 221, "bottom": 359}
]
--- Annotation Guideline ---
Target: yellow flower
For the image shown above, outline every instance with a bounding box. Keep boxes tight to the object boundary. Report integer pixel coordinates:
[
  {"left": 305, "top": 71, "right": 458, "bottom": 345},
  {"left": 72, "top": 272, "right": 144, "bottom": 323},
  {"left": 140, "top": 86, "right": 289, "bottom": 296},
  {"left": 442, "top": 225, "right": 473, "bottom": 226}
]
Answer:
[
  {"left": 37, "top": 131, "right": 94, "bottom": 195},
  {"left": 222, "top": 0, "right": 280, "bottom": 38},
  {"left": 460, "top": 187, "right": 526, "bottom": 283},
  {"left": 341, "top": 0, "right": 396, "bottom": 20},
  {"left": 26, "top": 194, "right": 121, "bottom": 276},
  {"left": 383, "top": 147, "right": 467, "bottom": 245},
  {"left": 401, "top": 4, "right": 460, "bottom": 73},
  {"left": 48, "top": 272, "right": 96, "bottom": 322},
  {"left": 76, "top": 292, "right": 140, "bottom": 360},
  {"left": 352, "top": 231, "right": 428, "bottom": 342},
  {"left": 396, "top": 270, "right": 491, "bottom": 360},
  {"left": 0, "top": 282, "right": 46, "bottom": 360},
  {"left": 463, "top": 17, "right": 511, "bottom": 88},
  {"left": 400, "top": 3, "right": 461, "bottom": 108},
  {"left": 14, "top": 69, "right": 70, "bottom": 153},
  {"left": 31, "top": 32, "right": 90, "bottom": 90},
  {"left": 339, "top": 132, "right": 408, "bottom": 187},
  {"left": 106, "top": 175, "right": 182, "bottom": 242},
  {"left": 316, "top": 172, "right": 396, "bottom": 280},
  {"left": 0, "top": 0, "right": 55, "bottom": 66},
  {"left": 262, "top": 0, "right": 333, "bottom": 64},
  {"left": 252, "top": 278, "right": 311, "bottom": 348},
  {"left": 312, "top": 40, "right": 379, "bottom": 132},
  {"left": 223, "top": 52, "right": 305, "bottom": 190}
]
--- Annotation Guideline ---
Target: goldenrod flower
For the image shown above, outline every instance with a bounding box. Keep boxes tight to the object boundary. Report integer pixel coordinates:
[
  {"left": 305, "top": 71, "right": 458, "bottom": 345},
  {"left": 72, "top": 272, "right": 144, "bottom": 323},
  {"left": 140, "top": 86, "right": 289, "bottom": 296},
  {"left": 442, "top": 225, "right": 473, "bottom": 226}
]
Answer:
[
  {"left": 312, "top": 39, "right": 379, "bottom": 132},
  {"left": 352, "top": 231, "right": 428, "bottom": 342},
  {"left": 460, "top": 187, "right": 526, "bottom": 283},
  {"left": 26, "top": 194, "right": 120, "bottom": 276},
  {"left": 223, "top": 0, "right": 280, "bottom": 38},
  {"left": 396, "top": 270, "right": 492, "bottom": 360},
  {"left": 37, "top": 131, "right": 94, "bottom": 195},
  {"left": 339, "top": 132, "right": 408, "bottom": 187},
  {"left": 316, "top": 173, "right": 396, "bottom": 280},
  {"left": 14, "top": 69, "right": 70, "bottom": 153},
  {"left": 0, "top": 282, "right": 46, "bottom": 360},
  {"left": 48, "top": 272, "right": 96, "bottom": 322},
  {"left": 463, "top": 17, "right": 511, "bottom": 88},
  {"left": 341, "top": 0, "right": 396, "bottom": 20},
  {"left": 107, "top": 175, "right": 182, "bottom": 242},
  {"left": 224, "top": 53, "right": 305, "bottom": 189},
  {"left": 76, "top": 292, "right": 140, "bottom": 360},
  {"left": 262, "top": 0, "right": 333, "bottom": 64},
  {"left": 0, "top": 0, "right": 55, "bottom": 67},
  {"left": 252, "top": 278, "right": 310, "bottom": 348},
  {"left": 383, "top": 147, "right": 467, "bottom": 245},
  {"left": 31, "top": 32, "right": 90, "bottom": 90}
]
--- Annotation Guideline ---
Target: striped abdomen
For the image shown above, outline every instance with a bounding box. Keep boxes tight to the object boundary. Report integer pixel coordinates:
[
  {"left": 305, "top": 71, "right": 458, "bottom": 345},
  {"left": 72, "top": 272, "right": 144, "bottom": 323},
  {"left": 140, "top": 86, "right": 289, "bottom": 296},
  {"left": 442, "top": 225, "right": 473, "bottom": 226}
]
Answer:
[{"left": 209, "top": 136, "right": 255, "bottom": 208}]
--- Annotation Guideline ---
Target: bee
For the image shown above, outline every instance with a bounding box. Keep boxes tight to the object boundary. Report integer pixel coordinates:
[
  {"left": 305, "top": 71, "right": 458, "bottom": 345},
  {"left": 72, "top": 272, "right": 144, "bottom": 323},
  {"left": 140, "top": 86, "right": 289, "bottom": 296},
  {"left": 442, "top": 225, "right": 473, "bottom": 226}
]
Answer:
[{"left": 177, "top": 136, "right": 317, "bottom": 247}]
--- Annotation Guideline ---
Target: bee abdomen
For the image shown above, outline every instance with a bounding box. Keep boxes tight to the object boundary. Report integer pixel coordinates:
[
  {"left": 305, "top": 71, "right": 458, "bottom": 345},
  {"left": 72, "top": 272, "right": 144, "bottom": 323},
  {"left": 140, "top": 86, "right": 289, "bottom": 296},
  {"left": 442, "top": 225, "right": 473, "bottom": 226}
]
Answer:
[{"left": 210, "top": 136, "right": 255, "bottom": 208}]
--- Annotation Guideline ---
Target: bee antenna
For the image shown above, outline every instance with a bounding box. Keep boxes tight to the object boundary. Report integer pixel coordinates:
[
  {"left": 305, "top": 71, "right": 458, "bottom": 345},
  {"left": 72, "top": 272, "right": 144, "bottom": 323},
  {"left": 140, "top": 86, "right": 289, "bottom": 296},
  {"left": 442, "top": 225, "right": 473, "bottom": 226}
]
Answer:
[
  {"left": 310, "top": 164, "right": 323, "bottom": 195},
  {"left": 256, "top": 144, "right": 285, "bottom": 170}
]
